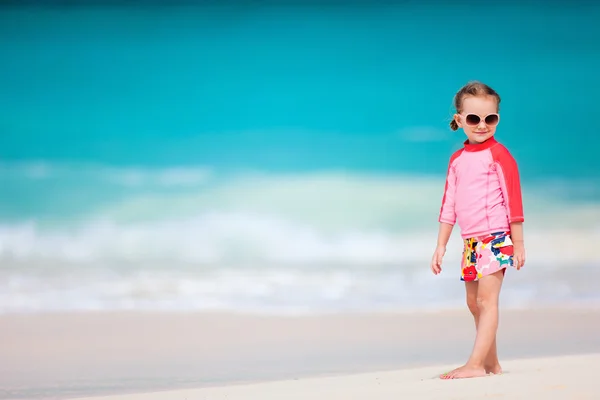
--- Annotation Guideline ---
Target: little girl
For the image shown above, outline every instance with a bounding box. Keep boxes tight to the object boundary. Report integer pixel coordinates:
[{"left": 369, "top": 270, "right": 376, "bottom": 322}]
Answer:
[{"left": 430, "top": 81, "right": 526, "bottom": 379}]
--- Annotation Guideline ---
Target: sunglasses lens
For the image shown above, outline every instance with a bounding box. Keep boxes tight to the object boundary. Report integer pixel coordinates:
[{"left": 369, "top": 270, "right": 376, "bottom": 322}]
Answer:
[
  {"left": 465, "top": 114, "right": 480, "bottom": 125},
  {"left": 485, "top": 114, "right": 499, "bottom": 126}
]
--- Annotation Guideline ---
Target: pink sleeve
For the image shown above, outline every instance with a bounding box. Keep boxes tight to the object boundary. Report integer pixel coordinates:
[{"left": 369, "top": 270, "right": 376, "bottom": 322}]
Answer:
[
  {"left": 438, "top": 151, "right": 461, "bottom": 225},
  {"left": 491, "top": 145, "right": 525, "bottom": 223}
]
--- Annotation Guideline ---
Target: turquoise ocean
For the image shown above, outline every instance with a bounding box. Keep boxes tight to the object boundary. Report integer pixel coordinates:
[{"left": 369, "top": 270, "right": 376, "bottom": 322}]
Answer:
[{"left": 1, "top": 1, "right": 599, "bottom": 314}]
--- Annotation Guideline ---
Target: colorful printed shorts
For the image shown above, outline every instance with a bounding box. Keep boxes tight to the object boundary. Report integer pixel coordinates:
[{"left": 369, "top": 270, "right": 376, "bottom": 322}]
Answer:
[{"left": 461, "top": 231, "right": 514, "bottom": 282}]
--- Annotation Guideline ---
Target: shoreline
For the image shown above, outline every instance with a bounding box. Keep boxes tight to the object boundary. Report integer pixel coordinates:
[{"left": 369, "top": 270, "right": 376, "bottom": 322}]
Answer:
[{"left": 2, "top": 307, "right": 600, "bottom": 399}]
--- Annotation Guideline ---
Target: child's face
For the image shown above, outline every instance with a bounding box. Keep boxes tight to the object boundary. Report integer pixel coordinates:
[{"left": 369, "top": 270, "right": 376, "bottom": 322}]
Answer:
[{"left": 454, "top": 95, "right": 499, "bottom": 144}]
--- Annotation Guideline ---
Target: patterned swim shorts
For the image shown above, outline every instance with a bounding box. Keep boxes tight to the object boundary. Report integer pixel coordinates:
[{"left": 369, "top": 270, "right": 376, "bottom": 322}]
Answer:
[{"left": 461, "top": 231, "right": 514, "bottom": 282}]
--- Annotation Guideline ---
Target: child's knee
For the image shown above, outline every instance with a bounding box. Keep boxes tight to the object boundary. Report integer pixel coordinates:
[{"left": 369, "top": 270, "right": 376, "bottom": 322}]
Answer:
[
  {"left": 476, "top": 294, "right": 497, "bottom": 311},
  {"left": 466, "top": 296, "right": 479, "bottom": 315}
]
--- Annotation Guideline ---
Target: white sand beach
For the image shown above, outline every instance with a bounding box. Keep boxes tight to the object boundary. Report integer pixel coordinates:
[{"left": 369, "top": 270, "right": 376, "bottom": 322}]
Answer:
[
  {"left": 71, "top": 353, "right": 600, "bottom": 400},
  {"left": 2, "top": 308, "right": 600, "bottom": 400}
]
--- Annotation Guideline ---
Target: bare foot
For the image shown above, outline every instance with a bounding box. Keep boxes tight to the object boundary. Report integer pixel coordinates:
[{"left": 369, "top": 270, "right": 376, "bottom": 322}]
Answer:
[
  {"left": 485, "top": 363, "right": 503, "bottom": 375},
  {"left": 440, "top": 364, "right": 487, "bottom": 379}
]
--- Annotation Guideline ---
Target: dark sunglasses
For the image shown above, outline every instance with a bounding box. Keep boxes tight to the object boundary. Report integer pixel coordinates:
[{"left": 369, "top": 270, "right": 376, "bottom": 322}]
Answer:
[{"left": 461, "top": 113, "right": 500, "bottom": 127}]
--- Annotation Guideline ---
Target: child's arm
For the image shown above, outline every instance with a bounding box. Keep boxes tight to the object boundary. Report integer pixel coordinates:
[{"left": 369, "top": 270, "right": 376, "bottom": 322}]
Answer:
[
  {"left": 431, "top": 223, "right": 453, "bottom": 275},
  {"left": 510, "top": 221, "right": 524, "bottom": 243},
  {"left": 491, "top": 146, "right": 524, "bottom": 225},
  {"left": 438, "top": 152, "right": 460, "bottom": 226},
  {"left": 491, "top": 145, "right": 526, "bottom": 269},
  {"left": 510, "top": 221, "right": 526, "bottom": 269},
  {"left": 432, "top": 153, "right": 459, "bottom": 275},
  {"left": 437, "top": 222, "right": 454, "bottom": 248}
]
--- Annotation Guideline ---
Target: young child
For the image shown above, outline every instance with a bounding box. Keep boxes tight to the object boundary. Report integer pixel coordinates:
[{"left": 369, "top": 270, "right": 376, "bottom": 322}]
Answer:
[{"left": 430, "top": 81, "right": 526, "bottom": 379}]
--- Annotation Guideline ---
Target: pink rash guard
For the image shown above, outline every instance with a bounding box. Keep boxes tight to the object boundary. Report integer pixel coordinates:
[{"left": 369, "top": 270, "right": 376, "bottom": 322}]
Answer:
[{"left": 438, "top": 136, "right": 524, "bottom": 239}]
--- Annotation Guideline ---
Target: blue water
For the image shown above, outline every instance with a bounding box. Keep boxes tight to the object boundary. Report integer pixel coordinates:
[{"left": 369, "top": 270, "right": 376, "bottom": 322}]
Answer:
[{"left": 1, "top": 2, "right": 599, "bottom": 314}]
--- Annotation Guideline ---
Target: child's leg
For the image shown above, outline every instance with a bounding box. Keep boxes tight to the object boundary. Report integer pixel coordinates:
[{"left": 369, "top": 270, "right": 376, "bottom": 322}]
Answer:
[
  {"left": 465, "top": 281, "right": 502, "bottom": 374},
  {"left": 442, "top": 269, "right": 505, "bottom": 379}
]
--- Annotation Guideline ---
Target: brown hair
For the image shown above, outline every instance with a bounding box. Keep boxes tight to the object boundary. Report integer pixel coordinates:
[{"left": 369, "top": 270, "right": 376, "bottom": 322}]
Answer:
[{"left": 449, "top": 81, "right": 501, "bottom": 131}]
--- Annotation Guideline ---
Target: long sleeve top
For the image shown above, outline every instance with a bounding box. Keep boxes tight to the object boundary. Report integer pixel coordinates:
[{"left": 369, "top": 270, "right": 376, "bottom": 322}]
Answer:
[{"left": 438, "top": 136, "right": 524, "bottom": 239}]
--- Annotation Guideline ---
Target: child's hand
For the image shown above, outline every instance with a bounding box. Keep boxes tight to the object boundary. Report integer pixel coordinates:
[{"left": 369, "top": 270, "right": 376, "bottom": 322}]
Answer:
[
  {"left": 430, "top": 245, "right": 446, "bottom": 275},
  {"left": 513, "top": 241, "right": 526, "bottom": 270}
]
